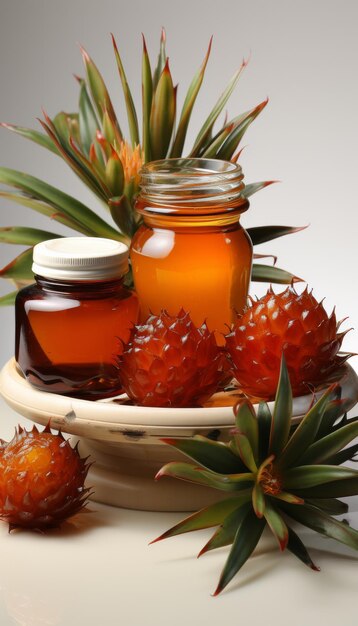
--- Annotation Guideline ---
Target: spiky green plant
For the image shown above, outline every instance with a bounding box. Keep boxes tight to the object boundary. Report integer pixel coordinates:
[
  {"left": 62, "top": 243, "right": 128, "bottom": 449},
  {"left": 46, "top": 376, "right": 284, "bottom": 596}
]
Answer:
[
  {"left": 0, "top": 30, "right": 305, "bottom": 303},
  {"left": 152, "top": 357, "right": 358, "bottom": 595}
]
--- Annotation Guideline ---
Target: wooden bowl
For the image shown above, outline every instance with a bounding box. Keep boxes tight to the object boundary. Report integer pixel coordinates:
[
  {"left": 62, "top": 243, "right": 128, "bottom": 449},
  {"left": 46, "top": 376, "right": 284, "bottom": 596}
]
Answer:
[{"left": 0, "top": 358, "right": 357, "bottom": 512}]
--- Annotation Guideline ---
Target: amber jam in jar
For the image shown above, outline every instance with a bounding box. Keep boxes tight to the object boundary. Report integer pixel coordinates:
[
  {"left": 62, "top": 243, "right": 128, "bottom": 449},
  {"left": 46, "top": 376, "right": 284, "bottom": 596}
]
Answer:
[
  {"left": 131, "top": 159, "right": 252, "bottom": 342},
  {"left": 15, "top": 237, "right": 139, "bottom": 399}
]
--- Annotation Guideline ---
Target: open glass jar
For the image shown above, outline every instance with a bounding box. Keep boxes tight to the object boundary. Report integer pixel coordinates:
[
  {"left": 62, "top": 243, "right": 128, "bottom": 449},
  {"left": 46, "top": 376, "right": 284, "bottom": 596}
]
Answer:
[
  {"left": 131, "top": 158, "right": 252, "bottom": 341},
  {"left": 15, "top": 237, "right": 139, "bottom": 399}
]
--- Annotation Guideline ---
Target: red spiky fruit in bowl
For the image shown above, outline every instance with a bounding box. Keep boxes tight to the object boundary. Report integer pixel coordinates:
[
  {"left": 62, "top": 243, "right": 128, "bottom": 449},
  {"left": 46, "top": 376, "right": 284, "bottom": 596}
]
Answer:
[
  {"left": 0, "top": 424, "right": 90, "bottom": 531},
  {"left": 118, "top": 309, "right": 226, "bottom": 407},
  {"left": 225, "top": 286, "right": 350, "bottom": 400}
]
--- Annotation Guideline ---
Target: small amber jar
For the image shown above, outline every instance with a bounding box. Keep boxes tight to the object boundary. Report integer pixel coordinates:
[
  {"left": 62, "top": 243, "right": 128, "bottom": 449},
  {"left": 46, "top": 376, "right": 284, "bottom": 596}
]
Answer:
[
  {"left": 131, "top": 159, "right": 252, "bottom": 341},
  {"left": 15, "top": 237, "right": 139, "bottom": 399}
]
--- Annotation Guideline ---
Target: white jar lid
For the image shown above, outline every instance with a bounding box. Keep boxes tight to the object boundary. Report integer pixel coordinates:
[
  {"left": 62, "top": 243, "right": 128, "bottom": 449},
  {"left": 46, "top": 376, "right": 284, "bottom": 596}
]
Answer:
[{"left": 32, "top": 237, "right": 129, "bottom": 281}]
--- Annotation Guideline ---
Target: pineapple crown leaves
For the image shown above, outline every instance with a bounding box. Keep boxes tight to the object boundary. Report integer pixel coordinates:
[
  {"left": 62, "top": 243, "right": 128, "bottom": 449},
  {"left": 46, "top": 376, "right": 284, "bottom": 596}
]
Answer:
[
  {"left": 152, "top": 355, "right": 358, "bottom": 596},
  {"left": 2, "top": 32, "right": 270, "bottom": 196},
  {"left": 0, "top": 29, "right": 306, "bottom": 303}
]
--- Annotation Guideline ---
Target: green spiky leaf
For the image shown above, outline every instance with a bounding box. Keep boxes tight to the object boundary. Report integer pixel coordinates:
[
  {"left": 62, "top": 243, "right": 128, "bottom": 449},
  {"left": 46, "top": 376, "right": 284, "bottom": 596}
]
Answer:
[
  {"left": 282, "top": 502, "right": 358, "bottom": 551},
  {"left": 213, "top": 509, "right": 265, "bottom": 595},
  {"left": 286, "top": 527, "right": 320, "bottom": 571},
  {"left": 170, "top": 38, "right": 212, "bottom": 158},
  {"left": 156, "top": 462, "right": 254, "bottom": 492},
  {"left": 0, "top": 167, "right": 124, "bottom": 241},
  {"left": 141, "top": 35, "right": 153, "bottom": 163},
  {"left": 316, "top": 398, "right": 352, "bottom": 439},
  {"left": 105, "top": 153, "right": 124, "bottom": 197},
  {"left": 152, "top": 28, "right": 167, "bottom": 91},
  {"left": 278, "top": 384, "right": 338, "bottom": 469},
  {"left": 161, "top": 436, "right": 244, "bottom": 474},
  {"left": 216, "top": 100, "right": 268, "bottom": 160},
  {"left": 52, "top": 111, "right": 80, "bottom": 145},
  {"left": 231, "top": 431, "right": 257, "bottom": 473},
  {"left": 242, "top": 181, "right": 275, "bottom": 199},
  {"left": 200, "top": 123, "right": 235, "bottom": 158},
  {"left": 151, "top": 494, "right": 251, "bottom": 543},
  {"left": 0, "top": 122, "right": 58, "bottom": 154},
  {"left": 300, "top": 421, "right": 358, "bottom": 465},
  {"left": 80, "top": 46, "right": 120, "bottom": 135},
  {"left": 251, "top": 263, "right": 303, "bottom": 284},
  {"left": 0, "top": 248, "right": 33, "bottom": 281},
  {"left": 109, "top": 195, "right": 135, "bottom": 240},
  {"left": 199, "top": 504, "right": 251, "bottom": 557},
  {"left": 0, "top": 191, "right": 92, "bottom": 234},
  {"left": 284, "top": 465, "right": 358, "bottom": 489},
  {"left": 190, "top": 59, "right": 248, "bottom": 157},
  {"left": 0, "top": 227, "right": 60, "bottom": 246},
  {"left": 269, "top": 355, "right": 292, "bottom": 456},
  {"left": 264, "top": 499, "right": 288, "bottom": 551},
  {"left": 247, "top": 225, "right": 307, "bottom": 246},
  {"left": 0, "top": 290, "right": 18, "bottom": 306},
  {"left": 234, "top": 400, "right": 259, "bottom": 462},
  {"left": 257, "top": 402, "right": 272, "bottom": 462},
  {"left": 39, "top": 114, "right": 110, "bottom": 201},
  {"left": 77, "top": 78, "right": 100, "bottom": 156},
  {"left": 305, "top": 498, "right": 348, "bottom": 516},
  {"left": 252, "top": 482, "right": 265, "bottom": 518},
  {"left": 294, "top": 477, "right": 358, "bottom": 499},
  {"left": 150, "top": 59, "right": 176, "bottom": 159},
  {"left": 112, "top": 34, "right": 140, "bottom": 147},
  {"left": 324, "top": 442, "right": 358, "bottom": 466}
]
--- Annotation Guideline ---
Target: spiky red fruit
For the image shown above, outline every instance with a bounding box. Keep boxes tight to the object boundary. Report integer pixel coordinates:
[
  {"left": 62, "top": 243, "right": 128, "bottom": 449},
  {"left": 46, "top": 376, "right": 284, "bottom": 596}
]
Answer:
[
  {"left": 225, "top": 286, "right": 349, "bottom": 400},
  {"left": 0, "top": 425, "right": 90, "bottom": 530},
  {"left": 118, "top": 309, "right": 226, "bottom": 407}
]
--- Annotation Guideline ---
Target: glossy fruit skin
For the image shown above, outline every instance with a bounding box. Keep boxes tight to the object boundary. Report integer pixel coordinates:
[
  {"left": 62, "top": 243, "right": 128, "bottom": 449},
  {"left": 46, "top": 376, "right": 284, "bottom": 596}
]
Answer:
[
  {"left": 118, "top": 310, "right": 226, "bottom": 407},
  {"left": 225, "top": 287, "right": 349, "bottom": 400},
  {"left": 0, "top": 425, "right": 90, "bottom": 530}
]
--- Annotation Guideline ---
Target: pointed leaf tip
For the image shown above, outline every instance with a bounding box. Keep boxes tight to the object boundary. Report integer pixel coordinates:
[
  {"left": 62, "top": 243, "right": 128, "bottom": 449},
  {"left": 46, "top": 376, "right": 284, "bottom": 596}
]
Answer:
[
  {"left": 79, "top": 45, "right": 90, "bottom": 63},
  {"left": 148, "top": 534, "right": 163, "bottom": 546},
  {"left": 197, "top": 548, "right": 205, "bottom": 559},
  {"left": 206, "top": 35, "right": 213, "bottom": 59},
  {"left": 110, "top": 33, "right": 119, "bottom": 52},
  {"left": 142, "top": 33, "right": 148, "bottom": 53},
  {"left": 154, "top": 468, "right": 165, "bottom": 481},
  {"left": 242, "top": 52, "right": 251, "bottom": 68},
  {"left": 279, "top": 536, "right": 288, "bottom": 551},
  {"left": 160, "top": 438, "right": 176, "bottom": 446}
]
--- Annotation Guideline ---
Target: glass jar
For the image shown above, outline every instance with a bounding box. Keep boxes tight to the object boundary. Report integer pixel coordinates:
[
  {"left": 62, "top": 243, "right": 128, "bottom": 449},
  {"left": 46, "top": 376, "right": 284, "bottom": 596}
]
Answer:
[
  {"left": 131, "top": 158, "right": 252, "bottom": 341},
  {"left": 15, "top": 237, "right": 139, "bottom": 399}
]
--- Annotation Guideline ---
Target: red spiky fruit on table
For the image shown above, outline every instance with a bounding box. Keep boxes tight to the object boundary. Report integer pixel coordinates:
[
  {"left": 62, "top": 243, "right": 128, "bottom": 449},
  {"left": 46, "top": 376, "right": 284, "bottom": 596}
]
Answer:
[
  {"left": 0, "top": 425, "right": 90, "bottom": 531},
  {"left": 225, "top": 286, "right": 350, "bottom": 400},
  {"left": 118, "top": 309, "right": 226, "bottom": 407}
]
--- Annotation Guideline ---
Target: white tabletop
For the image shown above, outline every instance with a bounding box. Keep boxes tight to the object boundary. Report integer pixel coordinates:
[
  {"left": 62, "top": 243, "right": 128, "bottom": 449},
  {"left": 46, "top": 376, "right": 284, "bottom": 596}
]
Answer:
[{"left": 0, "top": 396, "right": 357, "bottom": 626}]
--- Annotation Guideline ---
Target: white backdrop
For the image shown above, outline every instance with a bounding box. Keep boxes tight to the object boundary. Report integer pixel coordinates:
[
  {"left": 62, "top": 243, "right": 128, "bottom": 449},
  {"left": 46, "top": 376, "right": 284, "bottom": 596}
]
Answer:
[{"left": 0, "top": 0, "right": 357, "bottom": 366}]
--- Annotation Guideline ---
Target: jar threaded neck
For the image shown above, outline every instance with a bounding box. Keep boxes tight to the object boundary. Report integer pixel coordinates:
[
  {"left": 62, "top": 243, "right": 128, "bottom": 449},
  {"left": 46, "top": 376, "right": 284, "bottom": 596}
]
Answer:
[{"left": 138, "top": 158, "right": 248, "bottom": 215}]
